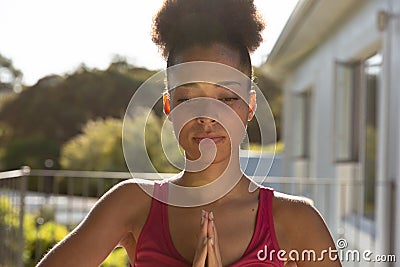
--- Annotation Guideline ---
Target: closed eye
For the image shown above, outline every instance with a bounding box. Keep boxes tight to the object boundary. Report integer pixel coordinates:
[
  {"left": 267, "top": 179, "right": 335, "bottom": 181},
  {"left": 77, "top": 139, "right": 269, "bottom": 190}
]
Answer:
[
  {"left": 176, "top": 97, "right": 239, "bottom": 103},
  {"left": 219, "top": 97, "right": 239, "bottom": 103},
  {"left": 176, "top": 98, "right": 190, "bottom": 103}
]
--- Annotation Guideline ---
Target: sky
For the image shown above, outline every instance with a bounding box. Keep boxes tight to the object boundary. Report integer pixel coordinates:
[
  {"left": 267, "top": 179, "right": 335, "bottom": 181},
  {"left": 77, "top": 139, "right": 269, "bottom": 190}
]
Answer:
[{"left": 1, "top": 0, "right": 298, "bottom": 86}]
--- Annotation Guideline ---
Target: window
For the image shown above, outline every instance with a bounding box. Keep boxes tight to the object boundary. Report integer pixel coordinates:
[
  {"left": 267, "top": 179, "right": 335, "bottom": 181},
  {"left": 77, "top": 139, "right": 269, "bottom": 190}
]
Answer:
[
  {"left": 293, "top": 89, "right": 312, "bottom": 158},
  {"left": 334, "top": 53, "right": 382, "bottom": 220},
  {"left": 362, "top": 53, "right": 381, "bottom": 220},
  {"left": 334, "top": 62, "right": 361, "bottom": 162}
]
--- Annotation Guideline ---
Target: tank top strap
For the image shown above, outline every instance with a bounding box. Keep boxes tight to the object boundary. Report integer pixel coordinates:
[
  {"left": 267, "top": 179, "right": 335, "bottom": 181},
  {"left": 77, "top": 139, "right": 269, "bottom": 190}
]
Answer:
[
  {"left": 153, "top": 181, "right": 169, "bottom": 202},
  {"left": 135, "top": 181, "right": 189, "bottom": 266},
  {"left": 141, "top": 181, "right": 168, "bottom": 225},
  {"left": 260, "top": 187, "right": 281, "bottom": 253}
]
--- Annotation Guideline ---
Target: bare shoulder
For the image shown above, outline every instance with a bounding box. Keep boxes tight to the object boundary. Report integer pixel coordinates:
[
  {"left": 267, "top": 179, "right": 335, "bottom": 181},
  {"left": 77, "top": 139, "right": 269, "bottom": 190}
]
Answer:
[
  {"left": 272, "top": 191, "right": 341, "bottom": 266},
  {"left": 273, "top": 190, "right": 314, "bottom": 204},
  {"left": 272, "top": 191, "right": 326, "bottom": 235},
  {"left": 101, "top": 178, "right": 154, "bottom": 221},
  {"left": 80, "top": 178, "right": 156, "bottom": 235},
  {"left": 107, "top": 178, "right": 154, "bottom": 200}
]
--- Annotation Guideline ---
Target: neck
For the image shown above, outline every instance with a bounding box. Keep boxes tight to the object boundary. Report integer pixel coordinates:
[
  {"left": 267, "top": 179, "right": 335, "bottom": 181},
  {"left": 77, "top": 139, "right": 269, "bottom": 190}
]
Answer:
[
  {"left": 176, "top": 150, "right": 242, "bottom": 187},
  {"left": 168, "top": 151, "right": 260, "bottom": 206}
]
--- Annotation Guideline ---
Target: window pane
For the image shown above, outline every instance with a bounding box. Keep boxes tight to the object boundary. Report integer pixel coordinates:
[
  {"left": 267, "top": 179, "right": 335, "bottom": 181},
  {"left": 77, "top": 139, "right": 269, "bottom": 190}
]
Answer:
[
  {"left": 293, "top": 95, "right": 304, "bottom": 157},
  {"left": 363, "top": 53, "right": 381, "bottom": 220},
  {"left": 335, "top": 63, "right": 355, "bottom": 161},
  {"left": 293, "top": 90, "right": 311, "bottom": 158}
]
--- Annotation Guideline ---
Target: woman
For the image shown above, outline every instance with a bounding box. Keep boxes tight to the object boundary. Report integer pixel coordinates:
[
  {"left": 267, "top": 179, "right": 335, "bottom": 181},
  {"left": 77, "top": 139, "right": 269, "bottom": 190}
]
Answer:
[{"left": 37, "top": 0, "right": 342, "bottom": 266}]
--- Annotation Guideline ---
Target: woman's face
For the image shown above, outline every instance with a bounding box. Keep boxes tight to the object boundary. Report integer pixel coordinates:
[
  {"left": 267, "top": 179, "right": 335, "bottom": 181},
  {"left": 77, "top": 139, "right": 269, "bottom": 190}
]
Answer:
[{"left": 167, "top": 43, "right": 255, "bottom": 163}]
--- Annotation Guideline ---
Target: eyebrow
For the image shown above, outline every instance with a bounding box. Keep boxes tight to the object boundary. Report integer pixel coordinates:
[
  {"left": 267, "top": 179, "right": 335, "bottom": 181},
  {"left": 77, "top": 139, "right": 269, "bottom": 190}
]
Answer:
[
  {"left": 216, "top": 81, "right": 242, "bottom": 87},
  {"left": 177, "top": 81, "right": 242, "bottom": 88},
  {"left": 178, "top": 82, "right": 200, "bottom": 88}
]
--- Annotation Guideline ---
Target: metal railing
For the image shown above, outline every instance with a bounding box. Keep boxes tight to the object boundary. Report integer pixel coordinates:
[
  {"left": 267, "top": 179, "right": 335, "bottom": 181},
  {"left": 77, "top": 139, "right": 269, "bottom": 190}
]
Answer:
[{"left": 0, "top": 167, "right": 391, "bottom": 267}]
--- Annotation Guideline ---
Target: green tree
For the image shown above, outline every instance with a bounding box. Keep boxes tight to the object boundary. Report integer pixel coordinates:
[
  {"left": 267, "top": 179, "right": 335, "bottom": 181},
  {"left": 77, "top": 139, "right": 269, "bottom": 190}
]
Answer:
[
  {"left": 0, "top": 62, "right": 156, "bottom": 170},
  {"left": 0, "top": 53, "right": 23, "bottom": 93},
  {"left": 24, "top": 220, "right": 69, "bottom": 267},
  {"left": 60, "top": 118, "right": 126, "bottom": 172},
  {"left": 101, "top": 248, "right": 128, "bottom": 267},
  {"left": 60, "top": 113, "right": 178, "bottom": 173},
  {"left": 0, "top": 196, "right": 21, "bottom": 266},
  {"left": 2, "top": 134, "right": 59, "bottom": 170},
  {"left": 0, "top": 61, "right": 282, "bottom": 171},
  {"left": 123, "top": 109, "right": 180, "bottom": 173},
  {"left": 1, "top": 195, "right": 129, "bottom": 266},
  {"left": 248, "top": 67, "right": 282, "bottom": 143}
]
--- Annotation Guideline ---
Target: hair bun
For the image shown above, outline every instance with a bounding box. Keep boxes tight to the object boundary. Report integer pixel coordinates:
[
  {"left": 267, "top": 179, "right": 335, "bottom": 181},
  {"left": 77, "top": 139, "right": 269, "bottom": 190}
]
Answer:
[{"left": 152, "top": 0, "right": 265, "bottom": 59}]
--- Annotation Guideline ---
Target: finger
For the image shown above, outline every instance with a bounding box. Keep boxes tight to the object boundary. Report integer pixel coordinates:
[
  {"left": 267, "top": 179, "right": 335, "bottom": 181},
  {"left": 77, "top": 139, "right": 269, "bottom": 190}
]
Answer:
[
  {"left": 192, "top": 210, "right": 208, "bottom": 267},
  {"left": 200, "top": 210, "right": 208, "bottom": 243},
  {"left": 207, "top": 237, "right": 221, "bottom": 267},
  {"left": 207, "top": 211, "right": 222, "bottom": 266},
  {"left": 192, "top": 239, "right": 207, "bottom": 267},
  {"left": 211, "top": 212, "right": 222, "bottom": 264},
  {"left": 208, "top": 212, "right": 219, "bottom": 246},
  {"left": 207, "top": 211, "right": 214, "bottom": 244}
]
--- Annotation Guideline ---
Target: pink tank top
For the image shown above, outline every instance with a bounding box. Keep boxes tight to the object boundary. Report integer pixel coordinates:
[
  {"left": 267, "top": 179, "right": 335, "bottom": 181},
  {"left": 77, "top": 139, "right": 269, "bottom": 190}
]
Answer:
[{"left": 133, "top": 182, "right": 284, "bottom": 266}]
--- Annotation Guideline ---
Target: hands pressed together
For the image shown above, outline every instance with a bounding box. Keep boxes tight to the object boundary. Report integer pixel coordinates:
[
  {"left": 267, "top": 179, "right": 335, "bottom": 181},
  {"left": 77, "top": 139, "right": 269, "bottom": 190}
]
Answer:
[{"left": 192, "top": 210, "right": 223, "bottom": 267}]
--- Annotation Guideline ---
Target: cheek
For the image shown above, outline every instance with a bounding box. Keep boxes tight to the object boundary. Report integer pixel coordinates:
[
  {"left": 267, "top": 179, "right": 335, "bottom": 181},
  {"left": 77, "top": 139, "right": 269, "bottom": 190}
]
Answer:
[
  {"left": 173, "top": 120, "right": 193, "bottom": 145},
  {"left": 217, "top": 107, "right": 247, "bottom": 145},
  {"left": 233, "top": 103, "right": 250, "bottom": 125}
]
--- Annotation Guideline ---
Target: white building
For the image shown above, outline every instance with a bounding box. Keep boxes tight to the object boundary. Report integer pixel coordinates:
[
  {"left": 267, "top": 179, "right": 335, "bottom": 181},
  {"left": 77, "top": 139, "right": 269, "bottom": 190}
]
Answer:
[{"left": 263, "top": 0, "right": 399, "bottom": 265}]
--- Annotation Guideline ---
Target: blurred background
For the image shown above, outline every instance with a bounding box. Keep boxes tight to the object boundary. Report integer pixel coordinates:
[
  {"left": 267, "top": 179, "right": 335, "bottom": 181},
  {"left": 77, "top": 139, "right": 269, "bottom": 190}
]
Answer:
[
  {"left": 0, "top": 0, "right": 292, "bottom": 172},
  {"left": 1, "top": 0, "right": 399, "bottom": 266}
]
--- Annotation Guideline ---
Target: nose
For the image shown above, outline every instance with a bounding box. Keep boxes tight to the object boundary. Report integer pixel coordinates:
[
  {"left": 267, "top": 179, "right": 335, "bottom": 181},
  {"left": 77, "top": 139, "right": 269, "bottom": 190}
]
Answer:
[{"left": 196, "top": 117, "right": 217, "bottom": 125}]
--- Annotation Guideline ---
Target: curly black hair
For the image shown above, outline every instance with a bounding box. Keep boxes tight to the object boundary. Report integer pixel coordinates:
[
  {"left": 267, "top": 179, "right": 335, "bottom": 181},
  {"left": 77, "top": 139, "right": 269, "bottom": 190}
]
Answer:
[{"left": 152, "top": 0, "right": 265, "bottom": 75}]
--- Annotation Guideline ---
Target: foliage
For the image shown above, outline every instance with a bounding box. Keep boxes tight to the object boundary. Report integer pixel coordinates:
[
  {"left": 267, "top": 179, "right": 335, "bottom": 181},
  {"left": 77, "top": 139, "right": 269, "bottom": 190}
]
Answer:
[
  {"left": 59, "top": 117, "right": 126, "bottom": 196},
  {"left": 0, "top": 60, "right": 282, "bottom": 172},
  {"left": 248, "top": 68, "right": 282, "bottom": 142},
  {"left": 248, "top": 141, "right": 284, "bottom": 154},
  {"left": 60, "top": 113, "right": 178, "bottom": 174},
  {"left": 1, "top": 195, "right": 67, "bottom": 266},
  {"left": 123, "top": 109, "right": 180, "bottom": 173},
  {"left": 0, "top": 53, "right": 23, "bottom": 92},
  {"left": 0, "top": 197, "right": 62, "bottom": 267},
  {"left": 0, "top": 54, "right": 22, "bottom": 79},
  {"left": 60, "top": 118, "right": 126, "bottom": 172},
  {"left": 0, "top": 53, "right": 22, "bottom": 127},
  {"left": 2, "top": 134, "right": 59, "bottom": 170},
  {"left": 101, "top": 248, "right": 129, "bottom": 267},
  {"left": 0, "top": 196, "right": 128, "bottom": 266},
  {"left": 0, "top": 62, "right": 155, "bottom": 170},
  {"left": 0, "top": 196, "right": 21, "bottom": 267},
  {"left": 24, "top": 220, "right": 69, "bottom": 267}
]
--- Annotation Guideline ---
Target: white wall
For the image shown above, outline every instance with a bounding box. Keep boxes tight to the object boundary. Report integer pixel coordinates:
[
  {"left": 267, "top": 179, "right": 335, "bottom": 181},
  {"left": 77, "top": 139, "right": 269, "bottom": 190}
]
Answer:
[
  {"left": 282, "top": 0, "right": 399, "bottom": 264},
  {"left": 387, "top": 0, "right": 400, "bottom": 263},
  {"left": 284, "top": 0, "right": 387, "bottom": 179}
]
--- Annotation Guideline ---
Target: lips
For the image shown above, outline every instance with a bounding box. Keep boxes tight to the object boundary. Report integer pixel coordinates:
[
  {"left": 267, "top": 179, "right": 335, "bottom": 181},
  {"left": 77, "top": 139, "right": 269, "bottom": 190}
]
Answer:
[{"left": 193, "top": 135, "right": 226, "bottom": 144}]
